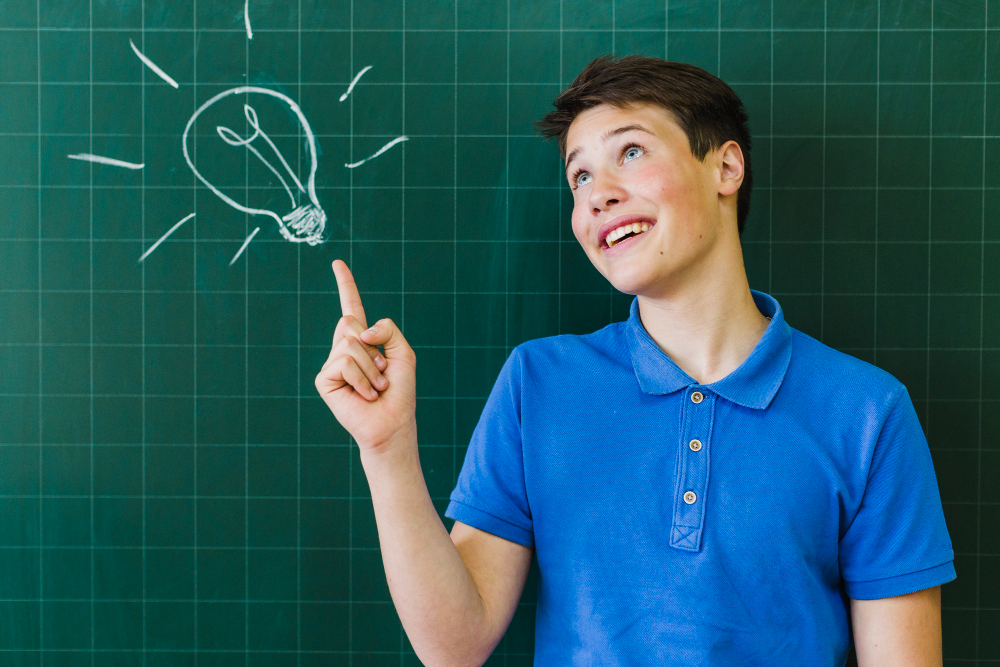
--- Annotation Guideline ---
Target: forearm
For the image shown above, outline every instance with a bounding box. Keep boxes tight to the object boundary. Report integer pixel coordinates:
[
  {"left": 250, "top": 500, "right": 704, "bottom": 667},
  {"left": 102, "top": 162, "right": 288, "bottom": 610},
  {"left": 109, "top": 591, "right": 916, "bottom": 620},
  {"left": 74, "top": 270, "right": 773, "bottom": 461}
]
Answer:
[{"left": 360, "top": 425, "right": 490, "bottom": 666}]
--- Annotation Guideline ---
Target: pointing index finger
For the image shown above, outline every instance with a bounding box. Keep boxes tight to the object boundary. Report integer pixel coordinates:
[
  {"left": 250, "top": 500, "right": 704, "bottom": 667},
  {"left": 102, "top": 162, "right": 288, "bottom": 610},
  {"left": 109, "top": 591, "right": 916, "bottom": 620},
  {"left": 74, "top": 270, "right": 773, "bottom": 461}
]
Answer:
[{"left": 332, "top": 259, "right": 368, "bottom": 330}]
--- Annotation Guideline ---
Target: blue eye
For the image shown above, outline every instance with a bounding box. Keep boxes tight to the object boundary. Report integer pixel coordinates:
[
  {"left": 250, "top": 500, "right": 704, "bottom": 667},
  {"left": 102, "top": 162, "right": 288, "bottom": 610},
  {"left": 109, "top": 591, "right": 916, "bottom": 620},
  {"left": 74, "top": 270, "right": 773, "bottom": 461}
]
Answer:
[
  {"left": 574, "top": 171, "right": 592, "bottom": 188},
  {"left": 623, "top": 145, "right": 644, "bottom": 163}
]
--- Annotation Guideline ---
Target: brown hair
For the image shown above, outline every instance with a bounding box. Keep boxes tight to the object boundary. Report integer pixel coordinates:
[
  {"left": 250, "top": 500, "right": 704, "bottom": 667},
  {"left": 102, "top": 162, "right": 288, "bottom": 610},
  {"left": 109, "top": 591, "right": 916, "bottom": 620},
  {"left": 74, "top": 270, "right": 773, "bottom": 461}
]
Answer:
[{"left": 536, "top": 55, "right": 753, "bottom": 235}]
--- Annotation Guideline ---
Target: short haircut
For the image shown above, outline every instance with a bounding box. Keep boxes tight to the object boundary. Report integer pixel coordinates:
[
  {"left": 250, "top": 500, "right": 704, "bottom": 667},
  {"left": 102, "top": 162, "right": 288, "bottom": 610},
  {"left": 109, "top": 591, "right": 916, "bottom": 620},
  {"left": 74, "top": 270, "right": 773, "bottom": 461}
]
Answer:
[{"left": 536, "top": 55, "right": 754, "bottom": 235}]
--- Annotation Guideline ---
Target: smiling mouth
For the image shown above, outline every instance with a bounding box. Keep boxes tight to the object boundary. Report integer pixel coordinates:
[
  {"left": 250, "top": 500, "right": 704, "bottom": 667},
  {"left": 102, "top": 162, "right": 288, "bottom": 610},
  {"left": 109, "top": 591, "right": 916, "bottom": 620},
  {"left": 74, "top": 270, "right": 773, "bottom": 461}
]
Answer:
[{"left": 604, "top": 222, "right": 652, "bottom": 248}]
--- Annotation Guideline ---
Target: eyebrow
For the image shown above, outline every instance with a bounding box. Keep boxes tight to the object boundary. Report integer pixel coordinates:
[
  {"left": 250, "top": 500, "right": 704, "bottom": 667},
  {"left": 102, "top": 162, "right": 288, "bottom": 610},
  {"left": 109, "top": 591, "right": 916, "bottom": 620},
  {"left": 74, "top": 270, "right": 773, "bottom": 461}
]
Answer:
[{"left": 564, "top": 124, "right": 654, "bottom": 173}]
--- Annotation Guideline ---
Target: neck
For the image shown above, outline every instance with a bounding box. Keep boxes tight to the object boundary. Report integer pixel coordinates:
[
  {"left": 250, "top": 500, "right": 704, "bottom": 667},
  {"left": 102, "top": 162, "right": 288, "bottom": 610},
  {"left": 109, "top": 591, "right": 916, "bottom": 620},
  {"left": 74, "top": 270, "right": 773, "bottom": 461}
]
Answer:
[{"left": 635, "top": 239, "right": 768, "bottom": 385}]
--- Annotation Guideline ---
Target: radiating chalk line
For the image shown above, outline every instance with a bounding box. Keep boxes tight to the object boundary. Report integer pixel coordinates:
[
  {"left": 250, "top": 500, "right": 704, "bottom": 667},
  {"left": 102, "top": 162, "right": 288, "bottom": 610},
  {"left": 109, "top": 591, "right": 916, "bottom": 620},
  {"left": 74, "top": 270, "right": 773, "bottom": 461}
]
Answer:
[
  {"left": 345, "top": 136, "right": 408, "bottom": 168},
  {"left": 339, "top": 65, "right": 372, "bottom": 102},
  {"left": 138, "top": 213, "right": 196, "bottom": 262},
  {"left": 230, "top": 227, "right": 260, "bottom": 265},
  {"left": 244, "top": 0, "right": 253, "bottom": 39},
  {"left": 129, "top": 39, "right": 179, "bottom": 89},
  {"left": 68, "top": 153, "right": 145, "bottom": 169}
]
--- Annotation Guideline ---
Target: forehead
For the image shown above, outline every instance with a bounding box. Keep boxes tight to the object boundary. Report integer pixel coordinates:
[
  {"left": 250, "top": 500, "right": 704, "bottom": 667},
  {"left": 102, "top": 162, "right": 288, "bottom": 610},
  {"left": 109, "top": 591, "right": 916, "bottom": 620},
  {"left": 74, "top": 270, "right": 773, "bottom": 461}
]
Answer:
[{"left": 564, "top": 102, "right": 687, "bottom": 162}]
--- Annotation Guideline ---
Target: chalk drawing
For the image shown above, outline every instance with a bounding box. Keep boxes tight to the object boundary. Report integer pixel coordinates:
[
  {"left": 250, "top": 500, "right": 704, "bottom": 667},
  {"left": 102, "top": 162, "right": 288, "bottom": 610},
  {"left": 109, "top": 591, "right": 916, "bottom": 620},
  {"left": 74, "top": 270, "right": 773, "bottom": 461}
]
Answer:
[
  {"left": 182, "top": 86, "right": 326, "bottom": 246},
  {"left": 138, "top": 213, "right": 196, "bottom": 262},
  {"left": 230, "top": 227, "right": 260, "bottom": 265},
  {"left": 129, "top": 39, "right": 179, "bottom": 88},
  {"left": 73, "top": 27, "right": 411, "bottom": 266},
  {"left": 345, "top": 136, "right": 408, "bottom": 168},
  {"left": 67, "top": 153, "right": 144, "bottom": 169},
  {"left": 339, "top": 65, "right": 372, "bottom": 102}
]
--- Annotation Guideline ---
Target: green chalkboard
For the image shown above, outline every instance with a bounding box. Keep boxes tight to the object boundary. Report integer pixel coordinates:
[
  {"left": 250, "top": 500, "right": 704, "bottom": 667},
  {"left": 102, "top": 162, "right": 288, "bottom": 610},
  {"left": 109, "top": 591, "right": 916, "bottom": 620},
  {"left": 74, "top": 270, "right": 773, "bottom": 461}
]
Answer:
[{"left": 1, "top": 0, "right": 997, "bottom": 664}]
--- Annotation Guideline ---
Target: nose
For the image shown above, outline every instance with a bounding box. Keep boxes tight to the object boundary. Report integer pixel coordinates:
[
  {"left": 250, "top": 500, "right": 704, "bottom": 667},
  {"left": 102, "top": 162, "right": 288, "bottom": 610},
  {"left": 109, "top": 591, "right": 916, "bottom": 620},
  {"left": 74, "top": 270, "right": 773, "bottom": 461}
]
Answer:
[{"left": 588, "top": 171, "right": 628, "bottom": 214}]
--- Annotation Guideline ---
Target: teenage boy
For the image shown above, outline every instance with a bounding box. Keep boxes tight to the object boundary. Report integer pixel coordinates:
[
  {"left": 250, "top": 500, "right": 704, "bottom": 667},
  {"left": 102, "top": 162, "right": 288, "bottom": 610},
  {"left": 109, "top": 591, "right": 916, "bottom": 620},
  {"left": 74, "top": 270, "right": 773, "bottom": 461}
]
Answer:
[{"left": 315, "top": 55, "right": 955, "bottom": 666}]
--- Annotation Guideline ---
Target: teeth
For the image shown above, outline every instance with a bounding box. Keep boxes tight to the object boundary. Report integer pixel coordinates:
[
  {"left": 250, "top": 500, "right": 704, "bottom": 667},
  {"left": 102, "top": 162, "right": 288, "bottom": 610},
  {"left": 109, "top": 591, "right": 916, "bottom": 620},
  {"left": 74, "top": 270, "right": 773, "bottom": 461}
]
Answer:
[{"left": 606, "top": 222, "right": 651, "bottom": 247}]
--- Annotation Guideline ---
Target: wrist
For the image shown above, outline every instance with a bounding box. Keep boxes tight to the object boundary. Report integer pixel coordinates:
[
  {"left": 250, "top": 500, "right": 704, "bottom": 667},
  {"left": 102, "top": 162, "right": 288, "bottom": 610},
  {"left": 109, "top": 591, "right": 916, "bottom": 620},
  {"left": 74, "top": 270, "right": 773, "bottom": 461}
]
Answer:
[{"left": 359, "top": 419, "right": 419, "bottom": 468}]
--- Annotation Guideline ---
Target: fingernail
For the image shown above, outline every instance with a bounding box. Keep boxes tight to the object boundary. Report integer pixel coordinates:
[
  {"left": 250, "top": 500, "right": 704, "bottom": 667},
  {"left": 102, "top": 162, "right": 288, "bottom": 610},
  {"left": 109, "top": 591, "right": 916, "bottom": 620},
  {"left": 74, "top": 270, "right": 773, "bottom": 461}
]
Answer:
[
  {"left": 376, "top": 375, "right": 388, "bottom": 388},
  {"left": 375, "top": 355, "right": 386, "bottom": 369},
  {"left": 366, "top": 326, "right": 379, "bottom": 336}
]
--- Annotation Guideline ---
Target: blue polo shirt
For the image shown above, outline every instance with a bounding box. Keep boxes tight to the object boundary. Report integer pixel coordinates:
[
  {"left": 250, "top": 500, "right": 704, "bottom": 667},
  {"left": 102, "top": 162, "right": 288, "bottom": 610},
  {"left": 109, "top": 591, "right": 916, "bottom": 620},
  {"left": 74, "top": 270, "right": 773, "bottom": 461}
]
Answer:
[{"left": 445, "top": 290, "right": 955, "bottom": 665}]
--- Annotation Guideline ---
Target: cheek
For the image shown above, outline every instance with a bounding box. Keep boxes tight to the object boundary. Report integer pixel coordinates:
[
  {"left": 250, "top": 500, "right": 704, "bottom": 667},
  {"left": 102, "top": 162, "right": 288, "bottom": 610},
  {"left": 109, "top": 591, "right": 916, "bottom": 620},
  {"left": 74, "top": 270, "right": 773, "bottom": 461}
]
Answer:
[
  {"left": 570, "top": 204, "right": 589, "bottom": 245},
  {"left": 645, "top": 174, "right": 707, "bottom": 230}
]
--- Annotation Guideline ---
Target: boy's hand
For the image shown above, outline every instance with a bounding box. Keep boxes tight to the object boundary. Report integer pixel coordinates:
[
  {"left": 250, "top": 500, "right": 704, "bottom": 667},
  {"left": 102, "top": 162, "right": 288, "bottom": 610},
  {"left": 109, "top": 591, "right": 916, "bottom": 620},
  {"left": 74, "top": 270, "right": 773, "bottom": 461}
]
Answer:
[{"left": 314, "top": 259, "right": 417, "bottom": 452}]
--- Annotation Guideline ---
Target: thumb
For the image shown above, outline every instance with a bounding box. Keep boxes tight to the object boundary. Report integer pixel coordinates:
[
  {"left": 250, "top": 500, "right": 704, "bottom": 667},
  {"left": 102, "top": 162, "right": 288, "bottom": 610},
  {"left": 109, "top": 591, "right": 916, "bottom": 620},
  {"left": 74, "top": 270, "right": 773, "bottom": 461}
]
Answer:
[{"left": 360, "top": 318, "right": 413, "bottom": 360}]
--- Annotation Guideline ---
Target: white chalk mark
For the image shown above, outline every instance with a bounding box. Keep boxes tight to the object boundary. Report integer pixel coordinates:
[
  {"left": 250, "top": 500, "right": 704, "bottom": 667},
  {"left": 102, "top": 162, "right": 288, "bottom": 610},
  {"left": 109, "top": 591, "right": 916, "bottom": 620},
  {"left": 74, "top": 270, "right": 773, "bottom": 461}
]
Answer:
[
  {"left": 138, "top": 213, "right": 196, "bottom": 263},
  {"left": 230, "top": 226, "right": 260, "bottom": 265},
  {"left": 129, "top": 39, "right": 180, "bottom": 89},
  {"left": 68, "top": 153, "right": 145, "bottom": 169},
  {"left": 241, "top": 104, "right": 306, "bottom": 194},
  {"left": 217, "top": 124, "right": 297, "bottom": 208},
  {"left": 244, "top": 0, "right": 253, "bottom": 39},
  {"left": 344, "top": 136, "right": 409, "bottom": 168},
  {"left": 182, "top": 86, "right": 326, "bottom": 246},
  {"left": 339, "top": 65, "right": 372, "bottom": 102}
]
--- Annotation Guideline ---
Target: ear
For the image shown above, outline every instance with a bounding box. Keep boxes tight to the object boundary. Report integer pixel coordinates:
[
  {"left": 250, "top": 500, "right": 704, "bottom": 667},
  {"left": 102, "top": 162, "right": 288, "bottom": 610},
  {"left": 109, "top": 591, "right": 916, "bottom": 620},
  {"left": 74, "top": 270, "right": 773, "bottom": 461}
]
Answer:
[{"left": 716, "top": 141, "right": 744, "bottom": 197}]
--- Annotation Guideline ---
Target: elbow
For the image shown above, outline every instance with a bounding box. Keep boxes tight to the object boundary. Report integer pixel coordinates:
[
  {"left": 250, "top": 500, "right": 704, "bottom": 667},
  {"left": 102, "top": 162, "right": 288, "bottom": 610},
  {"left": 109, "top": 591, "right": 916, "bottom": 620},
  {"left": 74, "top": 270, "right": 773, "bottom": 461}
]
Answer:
[
  {"left": 408, "top": 611, "right": 498, "bottom": 667},
  {"left": 411, "top": 642, "right": 492, "bottom": 667}
]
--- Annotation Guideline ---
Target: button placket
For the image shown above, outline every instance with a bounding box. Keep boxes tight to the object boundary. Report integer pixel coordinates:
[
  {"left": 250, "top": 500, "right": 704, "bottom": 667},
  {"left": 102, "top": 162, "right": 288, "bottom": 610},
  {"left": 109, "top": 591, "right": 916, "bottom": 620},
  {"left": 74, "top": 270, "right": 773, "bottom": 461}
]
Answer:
[{"left": 670, "top": 387, "right": 715, "bottom": 552}]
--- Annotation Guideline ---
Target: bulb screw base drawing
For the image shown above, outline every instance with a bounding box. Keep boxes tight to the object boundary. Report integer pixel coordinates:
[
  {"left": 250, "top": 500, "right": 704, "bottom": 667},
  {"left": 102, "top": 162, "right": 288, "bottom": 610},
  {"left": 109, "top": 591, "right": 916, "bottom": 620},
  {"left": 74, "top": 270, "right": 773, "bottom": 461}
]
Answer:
[{"left": 281, "top": 204, "right": 326, "bottom": 245}]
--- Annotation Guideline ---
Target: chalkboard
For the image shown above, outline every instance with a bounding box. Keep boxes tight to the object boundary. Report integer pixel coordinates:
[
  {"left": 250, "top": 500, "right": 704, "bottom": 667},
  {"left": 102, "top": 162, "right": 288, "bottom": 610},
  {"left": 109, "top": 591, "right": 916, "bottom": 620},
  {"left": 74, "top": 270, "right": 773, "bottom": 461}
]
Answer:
[{"left": 1, "top": 0, "right": 997, "bottom": 664}]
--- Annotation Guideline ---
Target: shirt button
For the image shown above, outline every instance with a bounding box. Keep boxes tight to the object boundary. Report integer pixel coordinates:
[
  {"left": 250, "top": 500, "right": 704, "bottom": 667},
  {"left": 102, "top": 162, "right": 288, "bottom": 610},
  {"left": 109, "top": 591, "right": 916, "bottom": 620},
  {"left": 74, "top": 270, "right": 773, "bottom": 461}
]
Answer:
[
  {"left": 683, "top": 491, "right": 697, "bottom": 504},
  {"left": 689, "top": 439, "right": 702, "bottom": 451},
  {"left": 691, "top": 391, "right": 704, "bottom": 404}
]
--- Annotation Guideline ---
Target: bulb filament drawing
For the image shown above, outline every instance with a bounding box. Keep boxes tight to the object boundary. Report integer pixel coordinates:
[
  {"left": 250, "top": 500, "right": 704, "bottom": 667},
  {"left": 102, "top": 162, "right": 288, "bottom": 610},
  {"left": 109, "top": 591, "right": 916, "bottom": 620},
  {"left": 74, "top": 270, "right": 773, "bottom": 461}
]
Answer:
[{"left": 182, "top": 86, "right": 326, "bottom": 246}]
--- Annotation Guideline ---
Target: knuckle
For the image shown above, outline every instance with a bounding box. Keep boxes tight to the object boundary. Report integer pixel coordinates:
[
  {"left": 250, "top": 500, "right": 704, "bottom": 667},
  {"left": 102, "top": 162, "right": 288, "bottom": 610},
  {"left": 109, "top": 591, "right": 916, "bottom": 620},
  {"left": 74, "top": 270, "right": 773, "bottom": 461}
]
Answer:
[{"left": 331, "top": 354, "right": 350, "bottom": 373}]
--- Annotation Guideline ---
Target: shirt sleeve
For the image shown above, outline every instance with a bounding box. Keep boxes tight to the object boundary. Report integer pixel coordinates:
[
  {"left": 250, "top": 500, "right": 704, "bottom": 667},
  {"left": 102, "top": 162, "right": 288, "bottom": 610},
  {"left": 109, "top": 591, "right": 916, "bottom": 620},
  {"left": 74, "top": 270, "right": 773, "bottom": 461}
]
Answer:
[
  {"left": 445, "top": 346, "right": 534, "bottom": 547},
  {"left": 839, "top": 387, "right": 956, "bottom": 599}
]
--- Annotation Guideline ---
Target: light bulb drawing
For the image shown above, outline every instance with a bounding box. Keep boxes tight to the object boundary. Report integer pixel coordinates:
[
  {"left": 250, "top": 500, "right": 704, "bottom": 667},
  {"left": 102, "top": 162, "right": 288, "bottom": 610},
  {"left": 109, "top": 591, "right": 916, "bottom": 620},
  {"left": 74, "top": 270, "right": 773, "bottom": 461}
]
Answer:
[
  {"left": 66, "top": 19, "right": 410, "bottom": 267},
  {"left": 182, "top": 86, "right": 326, "bottom": 246}
]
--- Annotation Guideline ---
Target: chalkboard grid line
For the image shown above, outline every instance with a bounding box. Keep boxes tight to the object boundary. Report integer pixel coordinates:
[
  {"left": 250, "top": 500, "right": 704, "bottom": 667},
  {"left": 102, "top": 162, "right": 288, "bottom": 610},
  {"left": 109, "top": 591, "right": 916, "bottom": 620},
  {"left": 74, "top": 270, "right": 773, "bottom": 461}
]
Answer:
[
  {"left": 296, "top": 0, "right": 303, "bottom": 664},
  {"left": 768, "top": 0, "right": 775, "bottom": 308},
  {"left": 821, "top": 0, "right": 827, "bottom": 345},
  {"left": 977, "top": 0, "right": 988, "bottom": 658},
  {"left": 140, "top": 1, "right": 147, "bottom": 663},
  {"left": 7, "top": 26, "right": 1000, "bottom": 34},
  {"left": 874, "top": 1, "right": 882, "bottom": 372},
  {"left": 35, "top": 0, "right": 43, "bottom": 661},
  {"left": 243, "top": 11, "right": 250, "bottom": 665},
  {"left": 88, "top": 1, "right": 95, "bottom": 665},
  {"left": 192, "top": 0, "right": 200, "bottom": 663}
]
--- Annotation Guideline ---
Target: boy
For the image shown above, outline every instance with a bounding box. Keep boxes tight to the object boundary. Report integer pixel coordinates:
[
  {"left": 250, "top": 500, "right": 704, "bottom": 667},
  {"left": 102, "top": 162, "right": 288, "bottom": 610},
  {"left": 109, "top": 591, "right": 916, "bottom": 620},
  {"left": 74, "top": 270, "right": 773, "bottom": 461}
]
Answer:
[{"left": 315, "top": 55, "right": 955, "bottom": 665}]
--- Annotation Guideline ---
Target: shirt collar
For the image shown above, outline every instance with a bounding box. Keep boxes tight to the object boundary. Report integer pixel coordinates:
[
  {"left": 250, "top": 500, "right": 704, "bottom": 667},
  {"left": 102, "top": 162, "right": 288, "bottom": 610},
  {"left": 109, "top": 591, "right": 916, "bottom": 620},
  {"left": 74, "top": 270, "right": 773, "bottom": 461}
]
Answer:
[{"left": 623, "top": 290, "right": 792, "bottom": 409}]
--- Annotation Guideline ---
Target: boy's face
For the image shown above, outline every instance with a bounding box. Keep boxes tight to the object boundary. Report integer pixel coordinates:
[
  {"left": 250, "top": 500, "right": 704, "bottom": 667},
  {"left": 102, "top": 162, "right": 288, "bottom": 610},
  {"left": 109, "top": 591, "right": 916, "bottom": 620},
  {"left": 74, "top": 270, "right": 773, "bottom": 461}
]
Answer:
[{"left": 564, "top": 102, "right": 740, "bottom": 298}]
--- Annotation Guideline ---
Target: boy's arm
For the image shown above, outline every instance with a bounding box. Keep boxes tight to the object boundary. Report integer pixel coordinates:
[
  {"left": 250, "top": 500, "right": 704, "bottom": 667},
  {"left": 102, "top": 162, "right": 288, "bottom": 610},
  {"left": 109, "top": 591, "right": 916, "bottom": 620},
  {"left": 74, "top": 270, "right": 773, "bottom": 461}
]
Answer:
[
  {"left": 317, "top": 260, "right": 533, "bottom": 665},
  {"left": 850, "top": 586, "right": 942, "bottom": 666},
  {"left": 450, "top": 521, "right": 535, "bottom": 656},
  {"left": 361, "top": 439, "right": 533, "bottom": 667}
]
